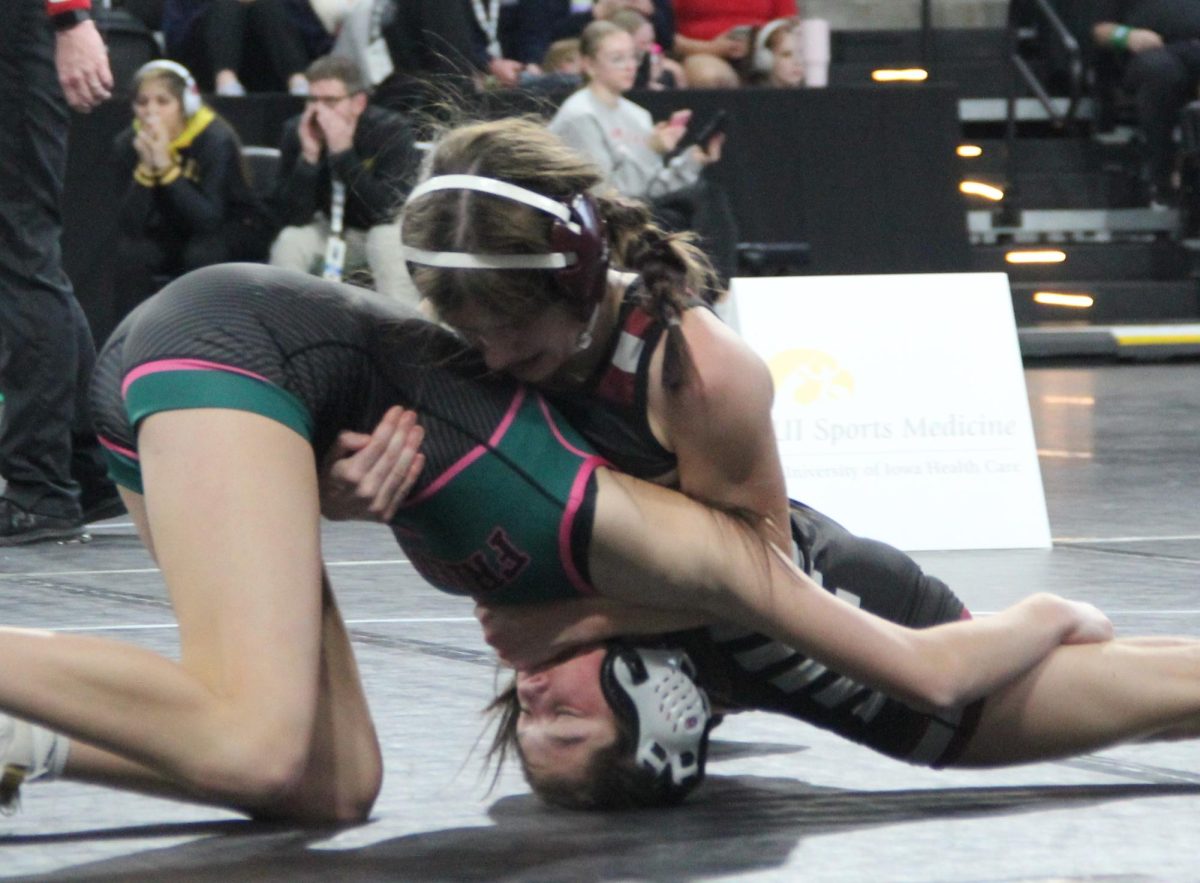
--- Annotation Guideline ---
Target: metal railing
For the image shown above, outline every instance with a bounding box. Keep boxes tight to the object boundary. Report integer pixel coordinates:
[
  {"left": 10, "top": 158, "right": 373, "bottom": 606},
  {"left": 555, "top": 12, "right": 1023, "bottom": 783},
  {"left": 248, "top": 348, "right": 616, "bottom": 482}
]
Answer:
[{"left": 1006, "top": 0, "right": 1086, "bottom": 137}]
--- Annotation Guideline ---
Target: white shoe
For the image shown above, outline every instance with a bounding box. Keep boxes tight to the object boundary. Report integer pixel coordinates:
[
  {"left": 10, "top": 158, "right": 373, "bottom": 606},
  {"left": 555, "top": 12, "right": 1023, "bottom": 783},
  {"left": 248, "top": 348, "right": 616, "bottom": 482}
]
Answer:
[
  {"left": 0, "top": 714, "right": 69, "bottom": 814},
  {"left": 0, "top": 714, "right": 29, "bottom": 814}
]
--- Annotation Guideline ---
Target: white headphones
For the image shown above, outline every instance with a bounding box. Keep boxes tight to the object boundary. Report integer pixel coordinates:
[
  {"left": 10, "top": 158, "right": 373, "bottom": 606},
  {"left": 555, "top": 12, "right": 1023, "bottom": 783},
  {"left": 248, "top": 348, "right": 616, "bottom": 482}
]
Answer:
[
  {"left": 135, "top": 59, "right": 202, "bottom": 118},
  {"left": 753, "top": 18, "right": 796, "bottom": 73}
]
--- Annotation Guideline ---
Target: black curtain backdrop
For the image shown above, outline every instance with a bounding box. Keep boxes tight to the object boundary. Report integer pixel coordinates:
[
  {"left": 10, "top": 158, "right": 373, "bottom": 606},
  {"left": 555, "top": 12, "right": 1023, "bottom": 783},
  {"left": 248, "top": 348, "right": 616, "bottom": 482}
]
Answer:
[{"left": 63, "top": 86, "right": 967, "bottom": 347}]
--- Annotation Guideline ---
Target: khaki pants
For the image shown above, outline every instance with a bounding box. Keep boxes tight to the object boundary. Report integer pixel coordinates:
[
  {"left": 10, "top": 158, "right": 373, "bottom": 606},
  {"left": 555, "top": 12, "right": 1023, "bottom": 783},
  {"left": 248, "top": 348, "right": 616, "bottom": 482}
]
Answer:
[{"left": 269, "top": 216, "right": 420, "bottom": 308}]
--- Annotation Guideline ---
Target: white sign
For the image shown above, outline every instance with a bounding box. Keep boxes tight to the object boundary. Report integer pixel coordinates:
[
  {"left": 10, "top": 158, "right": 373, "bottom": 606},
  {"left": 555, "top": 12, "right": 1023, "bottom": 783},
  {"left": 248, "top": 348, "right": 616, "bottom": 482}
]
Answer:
[{"left": 729, "top": 273, "right": 1051, "bottom": 551}]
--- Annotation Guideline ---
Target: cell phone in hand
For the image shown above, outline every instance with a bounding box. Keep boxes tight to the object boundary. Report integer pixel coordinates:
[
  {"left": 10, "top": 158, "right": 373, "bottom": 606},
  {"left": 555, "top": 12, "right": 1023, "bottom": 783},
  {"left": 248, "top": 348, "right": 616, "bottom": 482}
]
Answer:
[
  {"left": 725, "top": 24, "right": 753, "bottom": 41},
  {"left": 664, "top": 110, "right": 728, "bottom": 162},
  {"left": 690, "top": 110, "right": 727, "bottom": 148}
]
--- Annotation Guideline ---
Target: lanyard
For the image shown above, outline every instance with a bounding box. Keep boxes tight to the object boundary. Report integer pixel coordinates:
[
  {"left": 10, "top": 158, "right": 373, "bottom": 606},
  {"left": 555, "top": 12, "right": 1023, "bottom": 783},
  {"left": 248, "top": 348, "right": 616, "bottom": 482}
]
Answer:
[
  {"left": 322, "top": 180, "right": 347, "bottom": 281},
  {"left": 470, "top": 0, "right": 501, "bottom": 58}
]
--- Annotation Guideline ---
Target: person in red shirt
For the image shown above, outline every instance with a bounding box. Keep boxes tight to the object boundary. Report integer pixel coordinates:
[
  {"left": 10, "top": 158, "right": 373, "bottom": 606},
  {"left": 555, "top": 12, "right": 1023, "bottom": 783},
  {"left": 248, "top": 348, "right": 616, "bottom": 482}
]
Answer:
[{"left": 671, "top": 0, "right": 796, "bottom": 86}]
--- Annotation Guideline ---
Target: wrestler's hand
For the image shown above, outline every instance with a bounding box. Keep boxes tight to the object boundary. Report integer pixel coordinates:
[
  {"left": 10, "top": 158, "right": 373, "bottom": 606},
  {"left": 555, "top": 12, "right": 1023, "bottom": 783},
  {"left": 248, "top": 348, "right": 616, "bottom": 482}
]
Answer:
[
  {"left": 319, "top": 406, "right": 425, "bottom": 522},
  {"left": 55, "top": 19, "right": 114, "bottom": 112}
]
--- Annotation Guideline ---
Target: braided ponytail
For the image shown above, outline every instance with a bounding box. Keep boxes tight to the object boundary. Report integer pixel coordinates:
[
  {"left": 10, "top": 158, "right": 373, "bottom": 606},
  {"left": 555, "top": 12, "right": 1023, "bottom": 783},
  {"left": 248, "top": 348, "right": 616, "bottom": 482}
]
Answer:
[{"left": 599, "top": 195, "right": 721, "bottom": 393}]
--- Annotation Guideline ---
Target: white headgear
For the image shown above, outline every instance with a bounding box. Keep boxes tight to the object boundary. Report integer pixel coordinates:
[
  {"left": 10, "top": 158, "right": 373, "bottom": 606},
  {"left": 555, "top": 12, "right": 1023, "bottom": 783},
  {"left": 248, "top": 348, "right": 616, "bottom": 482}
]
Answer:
[{"left": 600, "top": 644, "right": 712, "bottom": 801}]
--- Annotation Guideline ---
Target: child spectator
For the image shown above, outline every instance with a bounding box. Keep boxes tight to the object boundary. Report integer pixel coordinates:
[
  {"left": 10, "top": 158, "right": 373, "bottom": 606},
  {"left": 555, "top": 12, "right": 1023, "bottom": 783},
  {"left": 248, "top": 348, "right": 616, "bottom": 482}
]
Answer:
[
  {"left": 746, "top": 17, "right": 803, "bottom": 87},
  {"left": 672, "top": 0, "right": 797, "bottom": 87},
  {"left": 609, "top": 7, "right": 685, "bottom": 89},
  {"left": 112, "top": 60, "right": 272, "bottom": 321}
]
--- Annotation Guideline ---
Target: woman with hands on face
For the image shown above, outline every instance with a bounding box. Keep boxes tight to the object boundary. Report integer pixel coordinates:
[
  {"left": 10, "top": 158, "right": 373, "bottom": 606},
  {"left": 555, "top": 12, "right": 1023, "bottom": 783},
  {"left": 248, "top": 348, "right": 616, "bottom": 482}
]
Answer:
[{"left": 113, "top": 60, "right": 270, "bottom": 321}]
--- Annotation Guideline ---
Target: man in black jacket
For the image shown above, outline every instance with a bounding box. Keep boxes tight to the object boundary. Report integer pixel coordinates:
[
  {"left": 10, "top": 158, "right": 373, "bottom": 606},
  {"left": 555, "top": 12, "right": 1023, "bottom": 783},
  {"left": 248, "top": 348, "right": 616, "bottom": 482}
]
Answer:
[{"left": 270, "top": 55, "right": 419, "bottom": 304}]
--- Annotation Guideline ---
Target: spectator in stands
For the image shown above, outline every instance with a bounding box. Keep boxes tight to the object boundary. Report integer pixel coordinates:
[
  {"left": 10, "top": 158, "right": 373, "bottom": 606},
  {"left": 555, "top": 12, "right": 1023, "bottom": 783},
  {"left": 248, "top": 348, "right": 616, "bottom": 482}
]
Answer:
[
  {"left": 1094, "top": 1, "right": 1200, "bottom": 203},
  {"left": 112, "top": 60, "right": 273, "bottom": 320},
  {"left": 162, "top": 0, "right": 313, "bottom": 95},
  {"left": 270, "top": 55, "right": 419, "bottom": 304},
  {"left": 542, "top": 38, "right": 582, "bottom": 75},
  {"left": 672, "top": 0, "right": 796, "bottom": 88},
  {"left": 549, "top": 20, "right": 737, "bottom": 280},
  {"left": 383, "top": 0, "right": 531, "bottom": 88},
  {"left": 610, "top": 8, "right": 685, "bottom": 89},
  {"left": 515, "top": 0, "right": 676, "bottom": 67},
  {"left": 745, "top": 16, "right": 803, "bottom": 87}
]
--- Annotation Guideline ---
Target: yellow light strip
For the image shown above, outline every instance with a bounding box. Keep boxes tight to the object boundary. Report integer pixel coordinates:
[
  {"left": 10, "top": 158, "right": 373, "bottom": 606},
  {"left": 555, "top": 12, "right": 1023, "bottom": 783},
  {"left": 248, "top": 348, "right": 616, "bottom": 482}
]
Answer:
[
  {"left": 1041, "top": 395, "right": 1095, "bottom": 406},
  {"left": 872, "top": 68, "right": 928, "bottom": 82},
  {"left": 959, "top": 180, "right": 1004, "bottom": 201},
  {"left": 1006, "top": 249, "right": 1066, "bottom": 264},
  {"left": 1032, "top": 291, "right": 1094, "bottom": 308},
  {"left": 1037, "top": 449, "right": 1094, "bottom": 460},
  {"left": 1115, "top": 332, "right": 1200, "bottom": 346},
  {"left": 957, "top": 144, "right": 983, "bottom": 158}
]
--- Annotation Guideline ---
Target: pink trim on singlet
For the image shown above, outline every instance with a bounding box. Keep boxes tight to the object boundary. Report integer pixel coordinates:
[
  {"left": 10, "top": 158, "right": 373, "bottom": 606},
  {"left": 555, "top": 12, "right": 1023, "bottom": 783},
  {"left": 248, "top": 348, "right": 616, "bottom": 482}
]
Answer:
[
  {"left": 536, "top": 395, "right": 596, "bottom": 458},
  {"left": 121, "top": 359, "right": 272, "bottom": 398},
  {"left": 401, "top": 386, "right": 527, "bottom": 508},
  {"left": 960, "top": 608, "right": 973, "bottom": 620},
  {"left": 98, "top": 435, "right": 138, "bottom": 461},
  {"left": 539, "top": 397, "right": 610, "bottom": 596}
]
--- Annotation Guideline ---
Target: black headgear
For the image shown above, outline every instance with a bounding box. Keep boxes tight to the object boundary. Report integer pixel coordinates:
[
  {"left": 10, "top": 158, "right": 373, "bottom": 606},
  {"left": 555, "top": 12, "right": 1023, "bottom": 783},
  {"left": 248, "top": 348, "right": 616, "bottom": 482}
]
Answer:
[{"left": 400, "top": 174, "right": 610, "bottom": 316}]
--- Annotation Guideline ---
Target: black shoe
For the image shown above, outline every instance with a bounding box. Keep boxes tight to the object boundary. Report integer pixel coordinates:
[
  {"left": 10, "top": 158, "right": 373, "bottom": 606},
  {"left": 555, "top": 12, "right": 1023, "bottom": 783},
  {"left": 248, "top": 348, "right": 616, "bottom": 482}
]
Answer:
[
  {"left": 0, "top": 498, "right": 85, "bottom": 546},
  {"left": 80, "top": 487, "right": 126, "bottom": 523}
]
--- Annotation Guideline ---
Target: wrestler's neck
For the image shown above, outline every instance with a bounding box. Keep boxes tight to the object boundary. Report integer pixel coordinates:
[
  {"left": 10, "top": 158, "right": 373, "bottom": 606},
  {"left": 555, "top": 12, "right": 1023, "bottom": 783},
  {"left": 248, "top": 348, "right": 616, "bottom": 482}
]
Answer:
[{"left": 545, "top": 270, "right": 632, "bottom": 390}]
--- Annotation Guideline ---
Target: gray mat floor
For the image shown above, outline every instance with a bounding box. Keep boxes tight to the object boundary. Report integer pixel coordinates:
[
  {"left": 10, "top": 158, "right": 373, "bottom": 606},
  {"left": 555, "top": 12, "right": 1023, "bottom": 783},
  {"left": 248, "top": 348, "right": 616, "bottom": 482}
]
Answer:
[{"left": 4, "top": 361, "right": 1200, "bottom": 882}]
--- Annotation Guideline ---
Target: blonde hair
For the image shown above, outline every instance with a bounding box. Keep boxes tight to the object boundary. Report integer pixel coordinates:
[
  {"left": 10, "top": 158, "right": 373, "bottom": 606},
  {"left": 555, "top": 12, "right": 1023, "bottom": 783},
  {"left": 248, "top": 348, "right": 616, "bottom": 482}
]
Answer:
[{"left": 542, "top": 38, "right": 582, "bottom": 73}]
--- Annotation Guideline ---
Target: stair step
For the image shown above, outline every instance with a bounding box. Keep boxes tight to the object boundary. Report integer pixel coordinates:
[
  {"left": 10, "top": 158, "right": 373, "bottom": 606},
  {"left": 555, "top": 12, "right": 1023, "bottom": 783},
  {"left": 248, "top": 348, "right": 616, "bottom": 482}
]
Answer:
[
  {"left": 969, "top": 208, "right": 1180, "bottom": 239},
  {"left": 1010, "top": 279, "right": 1200, "bottom": 324},
  {"left": 1020, "top": 323, "right": 1200, "bottom": 360},
  {"left": 973, "top": 241, "right": 1193, "bottom": 280}
]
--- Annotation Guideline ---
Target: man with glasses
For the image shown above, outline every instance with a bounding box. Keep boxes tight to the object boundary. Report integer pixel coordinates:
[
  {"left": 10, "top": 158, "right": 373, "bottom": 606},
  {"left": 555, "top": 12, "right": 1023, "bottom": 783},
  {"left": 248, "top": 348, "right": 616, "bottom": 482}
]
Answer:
[{"left": 270, "top": 55, "right": 420, "bottom": 305}]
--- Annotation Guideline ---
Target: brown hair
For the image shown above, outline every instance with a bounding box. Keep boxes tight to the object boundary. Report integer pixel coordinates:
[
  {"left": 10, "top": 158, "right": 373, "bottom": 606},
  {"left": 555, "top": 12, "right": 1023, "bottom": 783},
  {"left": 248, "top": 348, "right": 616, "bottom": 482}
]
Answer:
[
  {"left": 305, "top": 54, "right": 368, "bottom": 94},
  {"left": 542, "top": 38, "right": 582, "bottom": 73},
  {"left": 401, "top": 117, "right": 721, "bottom": 392}
]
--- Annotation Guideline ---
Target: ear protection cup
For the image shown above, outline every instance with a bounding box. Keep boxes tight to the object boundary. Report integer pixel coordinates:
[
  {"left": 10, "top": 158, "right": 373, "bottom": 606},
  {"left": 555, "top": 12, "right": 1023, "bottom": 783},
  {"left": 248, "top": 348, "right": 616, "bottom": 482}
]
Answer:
[
  {"left": 550, "top": 193, "right": 610, "bottom": 318},
  {"left": 134, "top": 59, "right": 202, "bottom": 118},
  {"left": 598, "top": 642, "right": 712, "bottom": 804},
  {"left": 754, "top": 19, "right": 794, "bottom": 73}
]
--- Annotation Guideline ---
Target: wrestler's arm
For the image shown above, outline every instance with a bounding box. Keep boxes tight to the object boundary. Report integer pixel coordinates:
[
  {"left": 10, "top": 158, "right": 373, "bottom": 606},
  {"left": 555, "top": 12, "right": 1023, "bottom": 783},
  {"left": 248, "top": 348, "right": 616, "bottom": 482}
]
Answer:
[
  {"left": 474, "top": 598, "right": 709, "bottom": 668},
  {"left": 587, "top": 469, "right": 1113, "bottom": 713},
  {"left": 650, "top": 307, "right": 792, "bottom": 551}
]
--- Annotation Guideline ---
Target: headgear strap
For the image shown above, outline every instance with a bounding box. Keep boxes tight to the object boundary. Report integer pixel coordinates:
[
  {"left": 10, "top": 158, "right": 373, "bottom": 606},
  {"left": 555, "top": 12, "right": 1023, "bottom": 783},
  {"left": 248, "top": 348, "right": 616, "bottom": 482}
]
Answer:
[{"left": 401, "top": 173, "right": 610, "bottom": 312}]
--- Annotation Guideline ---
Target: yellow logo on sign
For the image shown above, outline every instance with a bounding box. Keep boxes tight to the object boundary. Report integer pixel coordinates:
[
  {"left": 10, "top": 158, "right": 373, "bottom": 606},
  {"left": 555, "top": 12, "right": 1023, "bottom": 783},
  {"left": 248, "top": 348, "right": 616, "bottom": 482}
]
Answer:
[{"left": 768, "top": 349, "right": 854, "bottom": 405}]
